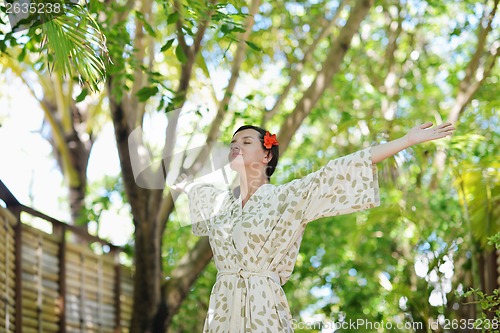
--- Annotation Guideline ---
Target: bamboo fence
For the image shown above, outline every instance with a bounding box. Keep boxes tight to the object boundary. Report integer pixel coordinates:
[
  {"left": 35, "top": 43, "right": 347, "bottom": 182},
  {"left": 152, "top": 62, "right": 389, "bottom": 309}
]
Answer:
[
  {"left": 0, "top": 193, "right": 133, "bottom": 333},
  {"left": 0, "top": 206, "right": 16, "bottom": 333}
]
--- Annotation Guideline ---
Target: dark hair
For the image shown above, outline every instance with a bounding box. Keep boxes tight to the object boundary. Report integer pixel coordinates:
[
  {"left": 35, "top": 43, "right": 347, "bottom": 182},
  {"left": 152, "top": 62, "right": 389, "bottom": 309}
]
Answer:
[{"left": 233, "top": 125, "right": 280, "bottom": 180}]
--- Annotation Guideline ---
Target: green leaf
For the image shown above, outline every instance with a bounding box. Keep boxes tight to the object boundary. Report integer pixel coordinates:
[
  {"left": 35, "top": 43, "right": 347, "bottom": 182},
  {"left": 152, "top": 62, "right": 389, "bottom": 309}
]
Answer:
[
  {"left": 136, "top": 86, "right": 159, "bottom": 102},
  {"left": 75, "top": 88, "right": 89, "bottom": 102},
  {"left": 142, "top": 21, "right": 156, "bottom": 37},
  {"left": 17, "top": 47, "right": 27, "bottom": 62},
  {"left": 39, "top": 4, "right": 110, "bottom": 91},
  {"left": 167, "top": 12, "right": 179, "bottom": 25},
  {"left": 160, "top": 39, "right": 175, "bottom": 52},
  {"left": 182, "top": 24, "right": 194, "bottom": 36},
  {"left": 135, "top": 10, "right": 156, "bottom": 37},
  {"left": 175, "top": 44, "right": 188, "bottom": 64},
  {"left": 221, "top": 23, "right": 232, "bottom": 34},
  {"left": 245, "top": 40, "right": 261, "bottom": 52},
  {"left": 232, "top": 26, "right": 246, "bottom": 33},
  {"left": 135, "top": 10, "right": 145, "bottom": 19}
]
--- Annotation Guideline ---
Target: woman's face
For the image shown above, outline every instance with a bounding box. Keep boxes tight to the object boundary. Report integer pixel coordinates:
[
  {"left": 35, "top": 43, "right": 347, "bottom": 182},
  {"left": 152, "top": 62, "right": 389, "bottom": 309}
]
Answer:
[{"left": 228, "top": 129, "right": 270, "bottom": 173}]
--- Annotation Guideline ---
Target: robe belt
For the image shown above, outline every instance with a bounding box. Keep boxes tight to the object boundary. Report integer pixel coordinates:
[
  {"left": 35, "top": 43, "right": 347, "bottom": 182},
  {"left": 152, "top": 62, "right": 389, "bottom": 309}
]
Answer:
[
  {"left": 217, "top": 268, "right": 280, "bottom": 283},
  {"left": 217, "top": 268, "right": 280, "bottom": 333}
]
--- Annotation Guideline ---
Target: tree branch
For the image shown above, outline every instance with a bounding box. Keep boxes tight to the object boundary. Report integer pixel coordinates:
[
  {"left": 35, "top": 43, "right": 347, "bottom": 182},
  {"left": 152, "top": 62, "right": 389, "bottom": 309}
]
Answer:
[
  {"left": 128, "top": 0, "right": 153, "bottom": 129},
  {"left": 204, "top": 0, "right": 260, "bottom": 145},
  {"left": 193, "top": 0, "right": 217, "bottom": 54},
  {"left": 448, "top": 0, "right": 499, "bottom": 123},
  {"left": 107, "top": 77, "right": 145, "bottom": 221},
  {"left": 262, "top": 0, "right": 347, "bottom": 126},
  {"left": 175, "top": 0, "right": 218, "bottom": 105},
  {"left": 174, "top": 0, "right": 192, "bottom": 59},
  {"left": 278, "top": 0, "right": 375, "bottom": 154},
  {"left": 430, "top": 0, "right": 499, "bottom": 189},
  {"left": 380, "top": 1, "right": 403, "bottom": 122},
  {"left": 154, "top": 1, "right": 224, "bottom": 230},
  {"left": 53, "top": 75, "right": 72, "bottom": 132}
]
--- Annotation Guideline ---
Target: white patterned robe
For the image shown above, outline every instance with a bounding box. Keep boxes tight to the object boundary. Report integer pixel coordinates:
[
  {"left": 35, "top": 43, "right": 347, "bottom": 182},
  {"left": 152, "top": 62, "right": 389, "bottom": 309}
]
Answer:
[{"left": 187, "top": 148, "right": 380, "bottom": 332}]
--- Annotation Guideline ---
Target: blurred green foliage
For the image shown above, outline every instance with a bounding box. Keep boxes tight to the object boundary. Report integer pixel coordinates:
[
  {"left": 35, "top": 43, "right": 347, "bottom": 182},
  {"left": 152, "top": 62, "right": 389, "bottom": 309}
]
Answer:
[{"left": 2, "top": 0, "right": 498, "bottom": 331}]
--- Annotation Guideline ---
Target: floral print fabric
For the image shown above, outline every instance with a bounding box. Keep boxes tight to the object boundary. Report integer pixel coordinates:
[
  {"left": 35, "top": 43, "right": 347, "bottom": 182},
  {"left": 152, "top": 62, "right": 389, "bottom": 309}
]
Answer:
[{"left": 187, "top": 147, "right": 380, "bottom": 332}]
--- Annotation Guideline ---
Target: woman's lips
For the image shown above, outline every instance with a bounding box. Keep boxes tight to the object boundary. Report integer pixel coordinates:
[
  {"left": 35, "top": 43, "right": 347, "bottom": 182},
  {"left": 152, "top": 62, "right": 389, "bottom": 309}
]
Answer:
[{"left": 230, "top": 152, "right": 242, "bottom": 160}]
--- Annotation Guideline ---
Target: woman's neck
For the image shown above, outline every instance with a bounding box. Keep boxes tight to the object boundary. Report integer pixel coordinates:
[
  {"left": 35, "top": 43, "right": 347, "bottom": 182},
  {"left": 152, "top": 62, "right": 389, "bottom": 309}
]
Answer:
[{"left": 238, "top": 174, "right": 269, "bottom": 203}]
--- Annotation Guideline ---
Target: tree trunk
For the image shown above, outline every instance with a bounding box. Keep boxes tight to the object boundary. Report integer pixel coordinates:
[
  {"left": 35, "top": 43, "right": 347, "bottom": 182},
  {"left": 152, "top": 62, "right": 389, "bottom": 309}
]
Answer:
[
  {"left": 108, "top": 77, "right": 161, "bottom": 332},
  {"left": 478, "top": 249, "right": 499, "bottom": 320},
  {"left": 130, "top": 212, "right": 163, "bottom": 333},
  {"left": 65, "top": 130, "right": 91, "bottom": 224}
]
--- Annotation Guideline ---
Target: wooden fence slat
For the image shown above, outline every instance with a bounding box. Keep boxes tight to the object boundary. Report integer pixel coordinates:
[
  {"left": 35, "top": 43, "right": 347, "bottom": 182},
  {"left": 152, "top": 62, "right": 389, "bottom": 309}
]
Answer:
[
  {"left": 0, "top": 285, "right": 16, "bottom": 303},
  {"left": 0, "top": 292, "right": 15, "bottom": 307},
  {"left": 21, "top": 272, "right": 59, "bottom": 291},
  {"left": 65, "top": 291, "right": 116, "bottom": 305},
  {"left": 3, "top": 258, "right": 14, "bottom": 281},
  {"left": 0, "top": 226, "right": 15, "bottom": 238},
  {"left": 65, "top": 293, "right": 115, "bottom": 307},
  {"left": 65, "top": 263, "right": 115, "bottom": 281},
  {"left": 1, "top": 209, "right": 16, "bottom": 333},
  {"left": 0, "top": 207, "right": 16, "bottom": 227},
  {"left": 66, "top": 321, "right": 116, "bottom": 331},
  {"left": 66, "top": 243, "right": 115, "bottom": 263},
  {"left": 21, "top": 224, "right": 60, "bottom": 242},
  {"left": 21, "top": 250, "right": 60, "bottom": 270},
  {"left": 0, "top": 205, "right": 134, "bottom": 333},
  {"left": 21, "top": 245, "right": 60, "bottom": 266},
  {"left": 19, "top": 327, "right": 38, "bottom": 333},
  {"left": 21, "top": 237, "right": 59, "bottom": 257},
  {"left": 21, "top": 266, "right": 60, "bottom": 283},
  {"left": 0, "top": 240, "right": 15, "bottom": 255},
  {"left": 66, "top": 279, "right": 115, "bottom": 297},
  {"left": 22, "top": 315, "right": 59, "bottom": 332},
  {"left": 0, "top": 318, "right": 15, "bottom": 332},
  {"left": 21, "top": 307, "right": 60, "bottom": 324},
  {"left": 0, "top": 304, "right": 16, "bottom": 318},
  {"left": 20, "top": 235, "right": 59, "bottom": 253},
  {"left": 0, "top": 257, "right": 16, "bottom": 273},
  {"left": 20, "top": 297, "right": 59, "bottom": 311},
  {"left": 20, "top": 286, "right": 59, "bottom": 301}
]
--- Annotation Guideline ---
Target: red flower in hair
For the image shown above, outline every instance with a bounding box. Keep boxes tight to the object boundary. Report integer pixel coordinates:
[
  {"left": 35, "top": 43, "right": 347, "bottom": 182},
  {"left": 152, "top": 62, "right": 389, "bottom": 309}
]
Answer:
[{"left": 263, "top": 131, "right": 279, "bottom": 149}]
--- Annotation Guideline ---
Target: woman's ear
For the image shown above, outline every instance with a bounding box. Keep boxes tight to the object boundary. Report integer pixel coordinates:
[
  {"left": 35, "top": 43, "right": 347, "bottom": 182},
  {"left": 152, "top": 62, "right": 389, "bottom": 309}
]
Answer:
[{"left": 264, "top": 151, "right": 273, "bottom": 162}]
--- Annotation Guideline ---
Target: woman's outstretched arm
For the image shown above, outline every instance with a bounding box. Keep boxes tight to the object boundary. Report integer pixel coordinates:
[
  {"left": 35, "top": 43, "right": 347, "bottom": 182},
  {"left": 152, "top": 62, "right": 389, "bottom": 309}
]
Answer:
[{"left": 370, "top": 122, "right": 455, "bottom": 164}]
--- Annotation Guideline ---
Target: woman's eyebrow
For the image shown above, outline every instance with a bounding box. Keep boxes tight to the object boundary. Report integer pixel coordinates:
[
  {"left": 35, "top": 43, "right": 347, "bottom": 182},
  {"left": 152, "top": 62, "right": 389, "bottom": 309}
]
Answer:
[{"left": 231, "top": 136, "right": 255, "bottom": 143}]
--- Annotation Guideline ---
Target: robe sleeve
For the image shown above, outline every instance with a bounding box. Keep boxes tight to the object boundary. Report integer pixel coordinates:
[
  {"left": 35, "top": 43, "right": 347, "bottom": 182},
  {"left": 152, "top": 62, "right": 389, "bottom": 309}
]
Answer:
[
  {"left": 281, "top": 147, "right": 380, "bottom": 224},
  {"left": 187, "top": 183, "right": 224, "bottom": 236}
]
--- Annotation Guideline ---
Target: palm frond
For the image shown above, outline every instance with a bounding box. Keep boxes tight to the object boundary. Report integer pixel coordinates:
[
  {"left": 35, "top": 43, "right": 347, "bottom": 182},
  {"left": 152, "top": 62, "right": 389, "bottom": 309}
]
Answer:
[
  {"left": 40, "top": 4, "right": 110, "bottom": 91},
  {"left": 458, "top": 163, "right": 500, "bottom": 249}
]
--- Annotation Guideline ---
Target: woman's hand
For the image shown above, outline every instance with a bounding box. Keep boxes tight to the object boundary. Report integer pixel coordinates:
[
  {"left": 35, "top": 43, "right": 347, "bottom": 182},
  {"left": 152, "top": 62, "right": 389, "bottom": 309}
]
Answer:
[
  {"left": 405, "top": 122, "right": 455, "bottom": 146},
  {"left": 371, "top": 121, "right": 455, "bottom": 164}
]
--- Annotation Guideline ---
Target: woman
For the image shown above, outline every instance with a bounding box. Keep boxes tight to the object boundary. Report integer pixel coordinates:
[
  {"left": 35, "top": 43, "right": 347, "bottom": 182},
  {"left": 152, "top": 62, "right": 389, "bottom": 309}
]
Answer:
[{"left": 174, "top": 122, "right": 454, "bottom": 332}]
